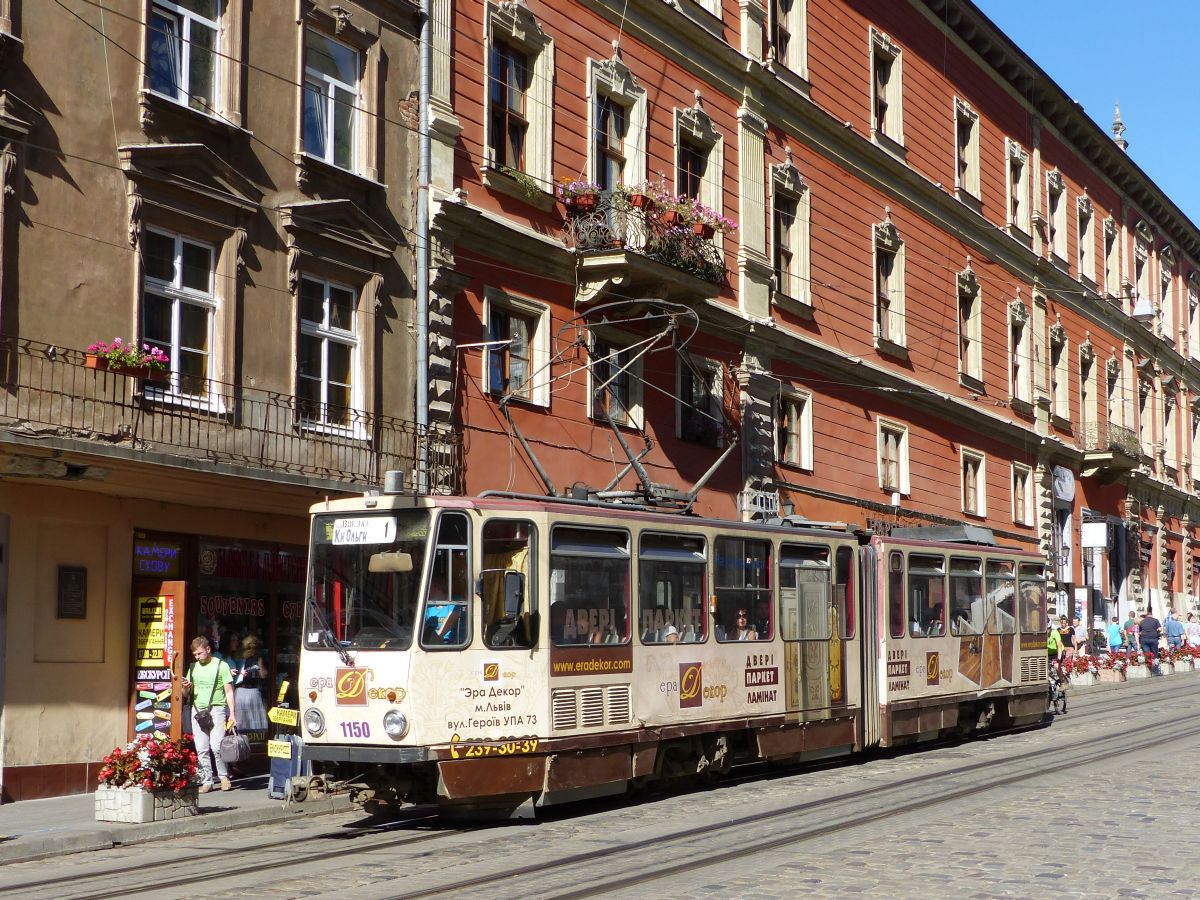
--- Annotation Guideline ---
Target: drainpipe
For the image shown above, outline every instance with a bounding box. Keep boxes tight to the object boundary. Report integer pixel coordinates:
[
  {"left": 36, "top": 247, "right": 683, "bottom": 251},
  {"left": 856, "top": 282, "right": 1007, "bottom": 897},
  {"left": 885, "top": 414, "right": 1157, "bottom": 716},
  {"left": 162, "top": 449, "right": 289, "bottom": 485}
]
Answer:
[{"left": 415, "top": 0, "right": 431, "bottom": 493}]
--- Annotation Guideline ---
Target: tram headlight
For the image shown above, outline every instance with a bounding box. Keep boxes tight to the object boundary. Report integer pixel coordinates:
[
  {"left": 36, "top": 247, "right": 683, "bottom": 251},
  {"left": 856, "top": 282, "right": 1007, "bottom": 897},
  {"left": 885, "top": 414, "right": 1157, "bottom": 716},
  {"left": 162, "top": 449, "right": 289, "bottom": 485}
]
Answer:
[
  {"left": 383, "top": 709, "right": 409, "bottom": 740},
  {"left": 303, "top": 708, "right": 326, "bottom": 737}
]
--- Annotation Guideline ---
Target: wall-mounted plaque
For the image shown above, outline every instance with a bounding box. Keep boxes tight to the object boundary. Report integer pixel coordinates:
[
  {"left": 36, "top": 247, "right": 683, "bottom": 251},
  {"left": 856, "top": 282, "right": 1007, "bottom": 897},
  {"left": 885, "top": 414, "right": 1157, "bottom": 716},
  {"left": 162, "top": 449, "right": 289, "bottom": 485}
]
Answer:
[{"left": 57, "top": 566, "right": 87, "bottom": 619}]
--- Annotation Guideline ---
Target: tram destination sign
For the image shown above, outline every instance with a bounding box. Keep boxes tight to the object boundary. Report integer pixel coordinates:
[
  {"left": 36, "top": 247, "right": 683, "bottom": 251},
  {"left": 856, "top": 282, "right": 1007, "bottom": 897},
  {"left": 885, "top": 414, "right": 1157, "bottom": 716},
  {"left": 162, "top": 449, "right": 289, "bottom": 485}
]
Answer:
[{"left": 330, "top": 517, "right": 397, "bottom": 545}]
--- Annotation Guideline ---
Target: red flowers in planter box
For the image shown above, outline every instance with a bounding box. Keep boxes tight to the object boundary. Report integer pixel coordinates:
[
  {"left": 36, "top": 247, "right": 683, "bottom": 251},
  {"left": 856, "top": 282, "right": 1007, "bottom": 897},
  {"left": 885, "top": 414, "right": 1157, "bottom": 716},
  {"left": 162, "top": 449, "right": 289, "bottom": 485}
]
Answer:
[{"left": 98, "top": 735, "right": 198, "bottom": 793}]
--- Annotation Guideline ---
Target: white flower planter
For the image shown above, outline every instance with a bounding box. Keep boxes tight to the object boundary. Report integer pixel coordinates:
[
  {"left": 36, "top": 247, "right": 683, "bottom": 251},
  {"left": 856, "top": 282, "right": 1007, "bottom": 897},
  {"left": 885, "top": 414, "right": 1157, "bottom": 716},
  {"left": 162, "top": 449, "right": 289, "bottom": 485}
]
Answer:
[
  {"left": 1070, "top": 672, "right": 1098, "bottom": 687},
  {"left": 1175, "top": 658, "right": 1194, "bottom": 672},
  {"left": 1126, "top": 664, "right": 1150, "bottom": 679},
  {"left": 1099, "top": 669, "right": 1127, "bottom": 683},
  {"left": 1160, "top": 662, "right": 1175, "bottom": 676},
  {"left": 95, "top": 785, "right": 199, "bottom": 823}
]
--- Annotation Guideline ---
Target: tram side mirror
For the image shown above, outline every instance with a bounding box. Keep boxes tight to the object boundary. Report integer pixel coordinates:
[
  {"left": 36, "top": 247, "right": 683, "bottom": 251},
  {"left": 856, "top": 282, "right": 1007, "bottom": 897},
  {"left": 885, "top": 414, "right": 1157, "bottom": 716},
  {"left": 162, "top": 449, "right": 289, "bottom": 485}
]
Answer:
[
  {"left": 503, "top": 571, "right": 525, "bottom": 618},
  {"left": 368, "top": 551, "right": 413, "bottom": 573}
]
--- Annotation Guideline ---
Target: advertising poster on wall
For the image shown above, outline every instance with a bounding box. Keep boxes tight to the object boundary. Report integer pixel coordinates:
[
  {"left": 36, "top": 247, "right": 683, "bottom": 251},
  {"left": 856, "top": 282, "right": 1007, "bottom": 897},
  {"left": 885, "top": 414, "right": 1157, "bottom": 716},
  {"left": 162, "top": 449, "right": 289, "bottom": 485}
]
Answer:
[{"left": 130, "top": 582, "right": 185, "bottom": 741}]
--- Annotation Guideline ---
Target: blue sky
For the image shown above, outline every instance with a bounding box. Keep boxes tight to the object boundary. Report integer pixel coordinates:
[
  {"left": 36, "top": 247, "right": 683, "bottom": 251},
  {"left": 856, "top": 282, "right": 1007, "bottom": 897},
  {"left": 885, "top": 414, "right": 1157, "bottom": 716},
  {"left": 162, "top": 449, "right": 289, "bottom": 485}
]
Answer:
[{"left": 974, "top": 1, "right": 1199, "bottom": 226}]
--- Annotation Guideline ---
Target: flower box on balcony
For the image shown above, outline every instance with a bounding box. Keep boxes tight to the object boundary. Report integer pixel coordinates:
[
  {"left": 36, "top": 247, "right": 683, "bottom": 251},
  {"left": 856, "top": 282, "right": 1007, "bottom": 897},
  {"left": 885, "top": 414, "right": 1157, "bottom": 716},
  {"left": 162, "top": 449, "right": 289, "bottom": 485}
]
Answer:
[
  {"left": 692, "top": 222, "right": 715, "bottom": 239},
  {"left": 659, "top": 209, "right": 684, "bottom": 226},
  {"left": 86, "top": 354, "right": 168, "bottom": 382},
  {"left": 629, "top": 193, "right": 654, "bottom": 210}
]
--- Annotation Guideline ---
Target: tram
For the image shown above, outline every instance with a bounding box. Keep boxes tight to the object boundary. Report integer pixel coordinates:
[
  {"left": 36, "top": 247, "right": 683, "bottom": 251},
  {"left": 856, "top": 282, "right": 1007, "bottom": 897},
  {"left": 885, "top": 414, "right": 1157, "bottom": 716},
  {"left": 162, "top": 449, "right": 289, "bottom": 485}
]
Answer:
[{"left": 297, "top": 487, "right": 1048, "bottom": 815}]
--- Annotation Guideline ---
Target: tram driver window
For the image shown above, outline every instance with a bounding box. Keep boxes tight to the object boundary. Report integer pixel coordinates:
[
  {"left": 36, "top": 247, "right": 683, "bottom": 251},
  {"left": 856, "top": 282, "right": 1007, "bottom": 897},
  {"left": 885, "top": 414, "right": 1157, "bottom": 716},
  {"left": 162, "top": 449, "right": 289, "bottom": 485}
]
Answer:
[
  {"left": 639, "top": 533, "right": 707, "bottom": 643},
  {"left": 550, "top": 526, "right": 630, "bottom": 646},
  {"left": 908, "top": 555, "right": 946, "bottom": 638},
  {"left": 1018, "top": 563, "right": 1047, "bottom": 634},
  {"left": 888, "top": 552, "right": 904, "bottom": 638},
  {"left": 985, "top": 560, "right": 1016, "bottom": 634},
  {"left": 949, "top": 557, "right": 985, "bottom": 636},
  {"left": 714, "top": 537, "right": 771, "bottom": 641},
  {"left": 834, "top": 546, "right": 855, "bottom": 639},
  {"left": 480, "top": 520, "right": 536, "bottom": 649},
  {"left": 420, "top": 512, "right": 471, "bottom": 649}
]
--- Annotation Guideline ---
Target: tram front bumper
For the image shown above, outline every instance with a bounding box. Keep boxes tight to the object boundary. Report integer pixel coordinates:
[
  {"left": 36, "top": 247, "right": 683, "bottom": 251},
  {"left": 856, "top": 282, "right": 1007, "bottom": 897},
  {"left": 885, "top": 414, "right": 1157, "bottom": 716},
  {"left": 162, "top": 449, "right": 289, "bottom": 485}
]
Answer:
[{"left": 302, "top": 744, "right": 430, "bottom": 764}]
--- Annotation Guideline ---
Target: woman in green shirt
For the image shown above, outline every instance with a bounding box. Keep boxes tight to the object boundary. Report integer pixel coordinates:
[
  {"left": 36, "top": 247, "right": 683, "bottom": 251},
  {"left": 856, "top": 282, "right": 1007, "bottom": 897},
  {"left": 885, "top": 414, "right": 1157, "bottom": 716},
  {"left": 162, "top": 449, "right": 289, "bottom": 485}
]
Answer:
[{"left": 181, "top": 635, "right": 237, "bottom": 792}]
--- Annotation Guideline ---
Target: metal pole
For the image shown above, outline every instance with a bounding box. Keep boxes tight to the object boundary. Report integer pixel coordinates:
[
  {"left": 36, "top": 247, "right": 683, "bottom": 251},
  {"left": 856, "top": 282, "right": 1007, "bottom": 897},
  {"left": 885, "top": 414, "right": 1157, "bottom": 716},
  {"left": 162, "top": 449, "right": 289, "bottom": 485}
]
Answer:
[{"left": 415, "top": 0, "right": 432, "bottom": 493}]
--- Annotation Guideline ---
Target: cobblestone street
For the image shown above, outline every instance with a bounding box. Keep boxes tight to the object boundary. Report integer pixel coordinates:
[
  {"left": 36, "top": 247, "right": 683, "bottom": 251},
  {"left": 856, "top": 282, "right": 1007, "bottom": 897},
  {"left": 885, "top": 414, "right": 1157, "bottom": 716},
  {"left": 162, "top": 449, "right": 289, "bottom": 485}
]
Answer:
[{"left": 4, "top": 675, "right": 1198, "bottom": 899}]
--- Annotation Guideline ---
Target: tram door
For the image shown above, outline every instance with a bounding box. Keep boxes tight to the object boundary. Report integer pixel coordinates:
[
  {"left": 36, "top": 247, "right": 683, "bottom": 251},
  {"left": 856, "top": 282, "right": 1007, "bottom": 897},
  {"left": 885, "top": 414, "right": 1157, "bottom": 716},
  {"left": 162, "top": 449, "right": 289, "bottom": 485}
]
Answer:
[
  {"left": 779, "top": 545, "right": 832, "bottom": 722},
  {"left": 858, "top": 546, "right": 882, "bottom": 748}
]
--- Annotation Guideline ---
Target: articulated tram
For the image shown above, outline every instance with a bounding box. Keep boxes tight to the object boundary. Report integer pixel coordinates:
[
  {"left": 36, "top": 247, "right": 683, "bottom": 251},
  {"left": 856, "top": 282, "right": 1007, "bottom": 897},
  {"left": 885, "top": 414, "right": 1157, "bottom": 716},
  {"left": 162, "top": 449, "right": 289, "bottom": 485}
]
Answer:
[{"left": 298, "top": 490, "right": 1048, "bottom": 815}]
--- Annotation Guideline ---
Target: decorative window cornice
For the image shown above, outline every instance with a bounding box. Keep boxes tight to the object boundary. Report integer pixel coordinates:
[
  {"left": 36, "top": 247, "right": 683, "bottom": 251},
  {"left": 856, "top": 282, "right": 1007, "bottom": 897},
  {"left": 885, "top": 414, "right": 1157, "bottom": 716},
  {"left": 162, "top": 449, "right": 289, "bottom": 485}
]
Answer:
[
  {"left": 1046, "top": 169, "right": 1064, "bottom": 194},
  {"left": 1049, "top": 319, "right": 1067, "bottom": 350},
  {"left": 1135, "top": 219, "right": 1153, "bottom": 249},
  {"left": 954, "top": 97, "right": 977, "bottom": 123},
  {"left": 593, "top": 51, "right": 644, "bottom": 104},
  {"left": 770, "top": 146, "right": 806, "bottom": 197},
  {"left": 1009, "top": 298, "right": 1029, "bottom": 327},
  {"left": 1079, "top": 339, "right": 1095, "bottom": 366},
  {"left": 1077, "top": 193, "right": 1093, "bottom": 217},
  {"left": 677, "top": 95, "right": 721, "bottom": 149},
  {"left": 1106, "top": 355, "right": 1120, "bottom": 380},
  {"left": 957, "top": 257, "right": 978, "bottom": 297},
  {"left": 870, "top": 26, "right": 900, "bottom": 58},
  {"left": 1104, "top": 217, "right": 1117, "bottom": 239},
  {"left": 1160, "top": 244, "right": 1176, "bottom": 270},
  {"left": 1006, "top": 139, "right": 1028, "bottom": 164},
  {"left": 874, "top": 208, "right": 901, "bottom": 252},
  {"left": 490, "top": 0, "right": 551, "bottom": 51}
]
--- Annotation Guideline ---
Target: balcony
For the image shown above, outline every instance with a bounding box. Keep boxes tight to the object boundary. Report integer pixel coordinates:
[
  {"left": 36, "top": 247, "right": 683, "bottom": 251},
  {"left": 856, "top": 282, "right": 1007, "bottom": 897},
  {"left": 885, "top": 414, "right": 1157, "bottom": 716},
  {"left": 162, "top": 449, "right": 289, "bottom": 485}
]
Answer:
[
  {"left": 0, "top": 337, "right": 461, "bottom": 493},
  {"left": 562, "top": 192, "right": 727, "bottom": 305},
  {"left": 1079, "top": 421, "right": 1139, "bottom": 480}
]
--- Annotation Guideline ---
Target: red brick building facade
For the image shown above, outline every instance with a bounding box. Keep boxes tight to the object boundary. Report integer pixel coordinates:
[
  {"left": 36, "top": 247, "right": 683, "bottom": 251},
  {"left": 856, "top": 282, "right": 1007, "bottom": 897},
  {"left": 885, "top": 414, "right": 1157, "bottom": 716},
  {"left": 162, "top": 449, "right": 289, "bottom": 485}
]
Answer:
[{"left": 426, "top": 0, "right": 1200, "bottom": 620}]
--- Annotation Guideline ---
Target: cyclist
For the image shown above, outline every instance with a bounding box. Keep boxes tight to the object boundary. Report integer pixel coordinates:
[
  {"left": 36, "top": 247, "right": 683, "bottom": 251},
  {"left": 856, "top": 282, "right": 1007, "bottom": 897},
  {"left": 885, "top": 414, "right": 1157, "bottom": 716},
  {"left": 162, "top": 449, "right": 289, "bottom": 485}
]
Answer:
[{"left": 1047, "top": 621, "right": 1065, "bottom": 678}]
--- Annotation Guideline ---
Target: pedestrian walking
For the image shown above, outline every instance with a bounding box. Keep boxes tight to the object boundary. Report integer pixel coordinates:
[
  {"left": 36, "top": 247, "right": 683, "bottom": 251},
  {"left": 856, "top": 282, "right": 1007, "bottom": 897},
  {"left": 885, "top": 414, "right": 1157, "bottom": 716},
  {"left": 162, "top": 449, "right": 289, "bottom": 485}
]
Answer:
[
  {"left": 1123, "top": 610, "right": 1140, "bottom": 653},
  {"left": 1185, "top": 613, "right": 1200, "bottom": 648},
  {"left": 1139, "top": 611, "right": 1162, "bottom": 674},
  {"left": 1106, "top": 616, "right": 1123, "bottom": 653},
  {"left": 1072, "top": 617, "right": 1088, "bottom": 656},
  {"left": 1165, "top": 612, "right": 1185, "bottom": 652},
  {"left": 1058, "top": 616, "right": 1076, "bottom": 666}
]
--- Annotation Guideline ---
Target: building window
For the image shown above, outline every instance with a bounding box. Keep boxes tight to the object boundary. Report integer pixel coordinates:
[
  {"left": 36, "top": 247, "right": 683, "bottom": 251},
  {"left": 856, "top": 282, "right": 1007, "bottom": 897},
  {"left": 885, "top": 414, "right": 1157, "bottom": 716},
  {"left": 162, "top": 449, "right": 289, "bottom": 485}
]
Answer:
[
  {"left": 961, "top": 450, "right": 985, "bottom": 517},
  {"left": 148, "top": 0, "right": 220, "bottom": 113},
  {"left": 677, "top": 138, "right": 705, "bottom": 200},
  {"left": 1138, "top": 379, "right": 1152, "bottom": 458},
  {"left": 874, "top": 216, "right": 905, "bottom": 347},
  {"left": 1191, "top": 407, "right": 1200, "bottom": 486},
  {"left": 589, "top": 334, "right": 643, "bottom": 428},
  {"left": 486, "top": 3, "right": 553, "bottom": 187},
  {"left": 297, "top": 276, "right": 357, "bottom": 429},
  {"left": 958, "top": 265, "right": 981, "bottom": 383},
  {"left": 484, "top": 289, "right": 549, "bottom": 406},
  {"left": 870, "top": 29, "right": 903, "bottom": 147},
  {"left": 770, "top": 157, "right": 810, "bottom": 306},
  {"left": 776, "top": 390, "right": 812, "bottom": 470},
  {"left": 1160, "top": 250, "right": 1176, "bottom": 344},
  {"left": 1165, "top": 396, "right": 1178, "bottom": 474},
  {"left": 771, "top": 0, "right": 807, "bottom": 77},
  {"left": 1006, "top": 140, "right": 1030, "bottom": 235},
  {"left": 303, "top": 30, "right": 360, "bottom": 171},
  {"left": 678, "top": 356, "right": 724, "bottom": 448},
  {"left": 1104, "top": 218, "right": 1119, "bottom": 298},
  {"left": 1050, "top": 324, "right": 1068, "bottom": 421},
  {"left": 1134, "top": 223, "right": 1152, "bottom": 317},
  {"left": 1080, "top": 346, "right": 1096, "bottom": 427},
  {"left": 1047, "top": 171, "right": 1066, "bottom": 260},
  {"left": 1009, "top": 300, "right": 1031, "bottom": 405},
  {"left": 1012, "top": 463, "right": 1032, "bottom": 526},
  {"left": 1189, "top": 275, "right": 1200, "bottom": 361},
  {"left": 587, "top": 57, "right": 646, "bottom": 192},
  {"left": 878, "top": 419, "right": 909, "bottom": 494},
  {"left": 142, "top": 228, "right": 216, "bottom": 401},
  {"left": 1077, "top": 196, "right": 1094, "bottom": 283},
  {"left": 954, "top": 98, "right": 980, "bottom": 201},
  {"left": 675, "top": 104, "right": 723, "bottom": 232}
]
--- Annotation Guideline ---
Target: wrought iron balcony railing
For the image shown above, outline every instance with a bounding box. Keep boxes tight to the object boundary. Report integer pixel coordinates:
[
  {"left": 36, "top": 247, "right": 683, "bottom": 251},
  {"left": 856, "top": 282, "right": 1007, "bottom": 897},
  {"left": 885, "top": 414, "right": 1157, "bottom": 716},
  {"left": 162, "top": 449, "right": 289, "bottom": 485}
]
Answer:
[
  {"left": 0, "top": 337, "right": 461, "bottom": 493},
  {"left": 562, "top": 192, "right": 727, "bottom": 285},
  {"left": 1079, "top": 421, "right": 1140, "bottom": 458}
]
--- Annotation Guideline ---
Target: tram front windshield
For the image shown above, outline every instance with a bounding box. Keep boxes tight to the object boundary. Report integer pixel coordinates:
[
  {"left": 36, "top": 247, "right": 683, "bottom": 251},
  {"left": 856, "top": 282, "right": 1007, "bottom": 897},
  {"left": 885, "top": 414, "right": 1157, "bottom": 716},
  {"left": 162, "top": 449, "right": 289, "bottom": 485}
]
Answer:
[{"left": 306, "top": 511, "right": 430, "bottom": 650}]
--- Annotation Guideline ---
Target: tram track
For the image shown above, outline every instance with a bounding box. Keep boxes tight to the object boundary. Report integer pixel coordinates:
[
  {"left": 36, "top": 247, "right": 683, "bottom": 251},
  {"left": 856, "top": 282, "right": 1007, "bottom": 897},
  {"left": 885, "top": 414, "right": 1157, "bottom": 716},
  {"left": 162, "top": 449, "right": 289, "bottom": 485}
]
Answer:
[
  {"left": 391, "top": 711, "right": 1200, "bottom": 899},
  {"left": 5, "top": 678, "right": 1192, "bottom": 899}
]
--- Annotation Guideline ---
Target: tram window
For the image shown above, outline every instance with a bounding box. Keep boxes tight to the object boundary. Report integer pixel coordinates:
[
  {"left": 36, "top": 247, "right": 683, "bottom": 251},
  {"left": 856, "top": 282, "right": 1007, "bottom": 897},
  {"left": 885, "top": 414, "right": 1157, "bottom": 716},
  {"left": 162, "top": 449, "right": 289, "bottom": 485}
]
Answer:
[
  {"left": 949, "top": 557, "right": 984, "bottom": 636},
  {"left": 908, "top": 554, "right": 946, "bottom": 637},
  {"left": 888, "top": 551, "right": 904, "bottom": 638},
  {"left": 479, "top": 519, "right": 537, "bottom": 649},
  {"left": 985, "top": 559, "right": 1016, "bottom": 634},
  {"left": 639, "top": 533, "right": 707, "bottom": 643},
  {"left": 779, "top": 544, "right": 830, "bottom": 640},
  {"left": 550, "top": 526, "right": 630, "bottom": 646},
  {"left": 714, "top": 537, "right": 771, "bottom": 641},
  {"left": 307, "top": 510, "right": 427, "bottom": 651},
  {"left": 420, "top": 512, "right": 471, "bottom": 650},
  {"left": 1018, "top": 563, "right": 1047, "bottom": 634},
  {"left": 834, "top": 546, "right": 854, "bottom": 639}
]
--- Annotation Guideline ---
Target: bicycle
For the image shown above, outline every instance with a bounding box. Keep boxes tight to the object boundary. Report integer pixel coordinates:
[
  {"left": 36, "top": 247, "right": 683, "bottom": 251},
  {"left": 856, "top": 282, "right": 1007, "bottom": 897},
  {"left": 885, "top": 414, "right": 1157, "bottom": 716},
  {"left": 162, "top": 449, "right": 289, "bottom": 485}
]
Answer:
[{"left": 1047, "top": 658, "right": 1068, "bottom": 716}]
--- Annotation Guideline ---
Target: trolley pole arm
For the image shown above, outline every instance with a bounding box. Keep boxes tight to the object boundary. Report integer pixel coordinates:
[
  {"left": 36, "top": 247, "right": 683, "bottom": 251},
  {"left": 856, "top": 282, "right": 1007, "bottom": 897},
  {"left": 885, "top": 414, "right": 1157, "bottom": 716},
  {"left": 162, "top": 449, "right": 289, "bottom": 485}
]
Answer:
[{"left": 500, "top": 399, "right": 558, "bottom": 497}]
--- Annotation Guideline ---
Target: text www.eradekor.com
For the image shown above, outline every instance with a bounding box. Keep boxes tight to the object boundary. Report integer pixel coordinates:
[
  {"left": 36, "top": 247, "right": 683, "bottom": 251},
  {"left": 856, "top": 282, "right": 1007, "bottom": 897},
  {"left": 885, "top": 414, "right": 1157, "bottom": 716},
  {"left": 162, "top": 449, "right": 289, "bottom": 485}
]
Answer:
[{"left": 552, "top": 658, "right": 633, "bottom": 674}]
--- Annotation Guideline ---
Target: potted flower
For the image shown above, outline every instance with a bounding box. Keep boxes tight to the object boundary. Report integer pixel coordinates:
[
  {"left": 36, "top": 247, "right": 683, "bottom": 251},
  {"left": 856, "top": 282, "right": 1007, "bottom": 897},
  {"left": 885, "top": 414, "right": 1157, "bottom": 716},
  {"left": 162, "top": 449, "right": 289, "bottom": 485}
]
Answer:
[
  {"left": 1157, "top": 646, "right": 1174, "bottom": 675},
  {"left": 1099, "top": 651, "right": 1127, "bottom": 683},
  {"left": 557, "top": 179, "right": 601, "bottom": 213},
  {"left": 1126, "top": 648, "right": 1150, "bottom": 679},
  {"left": 86, "top": 339, "right": 169, "bottom": 381},
  {"left": 1069, "top": 654, "right": 1099, "bottom": 687},
  {"left": 95, "top": 735, "right": 199, "bottom": 823}
]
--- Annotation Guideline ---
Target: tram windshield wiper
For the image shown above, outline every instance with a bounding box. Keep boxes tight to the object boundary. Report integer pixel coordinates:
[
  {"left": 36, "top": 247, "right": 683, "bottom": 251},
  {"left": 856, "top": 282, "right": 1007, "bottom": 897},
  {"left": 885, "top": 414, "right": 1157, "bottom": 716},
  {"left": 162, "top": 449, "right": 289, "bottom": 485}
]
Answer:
[{"left": 305, "top": 587, "right": 353, "bottom": 666}]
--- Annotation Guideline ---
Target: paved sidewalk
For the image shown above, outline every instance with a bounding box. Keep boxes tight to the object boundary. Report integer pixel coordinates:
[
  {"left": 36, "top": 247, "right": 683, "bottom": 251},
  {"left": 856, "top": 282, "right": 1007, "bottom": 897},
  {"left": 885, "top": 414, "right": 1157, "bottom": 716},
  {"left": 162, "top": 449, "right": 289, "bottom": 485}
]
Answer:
[{"left": 0, "top": 774, "right": 351, "bottom": 865}]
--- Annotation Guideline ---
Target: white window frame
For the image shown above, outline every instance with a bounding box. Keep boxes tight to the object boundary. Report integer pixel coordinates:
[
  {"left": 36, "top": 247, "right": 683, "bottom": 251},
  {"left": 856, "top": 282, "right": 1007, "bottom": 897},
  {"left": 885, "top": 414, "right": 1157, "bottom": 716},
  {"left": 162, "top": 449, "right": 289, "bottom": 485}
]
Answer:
[
  {"left": 1049, "top": 322, "right": 1069, "bottom": 422},
  {"left": 953, "top": 97, "right": 980, "bottom": 203},
  {"left": 1164, "top": 394, "right": 1178, "bottom": 475},
  {"left": 1009, "top": 299, "right": 1031, "bottom": 405},
  {"left": 1077, "top": 195, "right": 1095, "bottom": 284},
  {"left": 1134, "top": 222, "right": 1152, "bottom": 317},
  {"left": 771, "top": 0, "right": 808, "bottom": 79},
  {"left": 1006, "top": 140, "right": 1030, "bottom": 236},
  {"left": 1138, "top": 377, "right": 1153, "bottom": 459},
  {"left": 1190, "top": 403, "right": 1200, "bottom": 487},
  {"left": 776, "top": 389, "right": 813, "bottom": 470},
  {"left": 302, "top": 29, "right": 361, "bottom": 172},
  {"left": 1046, "top": 170, "right": 1067, "bottom": 261},
  {"left": 1160, "top": 247, "right": 1176, "bottom": 345},
  {"left": 141, "top": 226, "right": 221, "bottom": 411},
  {"left": 674, "top": 104, "right": 724, "bottom": 232},
  {"left": 771, "top": 158, "right": 810, "bottom": 307},
  {"left": 147, "top": 0, "right": 222, "bottom": 114},
  {"left": 874, "top": 216, "right": 905, "bottom": 349},
  {"left": 1011, "top": 463, "right": 1033, "bottom": 526},
  {"left": 484, "top": 2, "right": 554, "bottom": 188},
  {"left": 1104, "top": 218, "right": 1119, "bottom": 298},
  {"left": 877, "top": 418, "right": 910, "bottom": 495},
  {"left": 870, "top": 28, "right": 903, "bottom": 150},
  {"left": 1188, "top": 273, "right": 1200, "bottom": 361},
  {"left": 297, "top": 275, "right": 362, "bottom": 436},
  {"left": 676, "top": 355, "right": 724, "bottom": 447},
  {"left": 961, "top": 448, "right": 986, "bottom": 518},
  {"left": 587, "top": 330, "right": 644, "bottom": 430},
  {"left": 587, "top": 56, "right": 647, "bottom": 191},
  {"left": 1079, "top": 344, "right": 1097, "bottom": 428},
  {"left": 483, "top": 287, "right": 551, "bottom": 407},
  {"left": 958, "top": 264, "right": 981, "bottom": 383}
]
